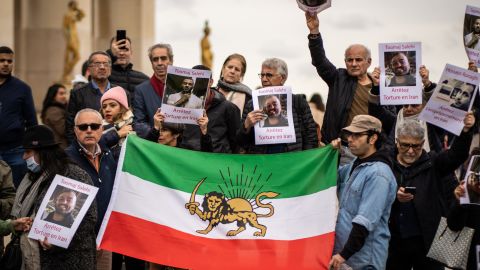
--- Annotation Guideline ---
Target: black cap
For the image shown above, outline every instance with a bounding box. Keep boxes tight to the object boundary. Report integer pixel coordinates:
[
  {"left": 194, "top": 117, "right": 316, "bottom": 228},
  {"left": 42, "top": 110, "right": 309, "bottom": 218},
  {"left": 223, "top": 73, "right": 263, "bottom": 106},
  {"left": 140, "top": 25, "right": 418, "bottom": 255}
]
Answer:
[{"left": 22, "top": 125, "right": 59, "bottom": 149}]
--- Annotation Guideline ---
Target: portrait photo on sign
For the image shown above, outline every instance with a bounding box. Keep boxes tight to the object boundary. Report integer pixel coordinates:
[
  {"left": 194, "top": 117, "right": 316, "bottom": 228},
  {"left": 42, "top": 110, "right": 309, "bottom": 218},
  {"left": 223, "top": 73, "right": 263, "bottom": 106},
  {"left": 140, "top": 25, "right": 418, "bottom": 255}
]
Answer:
[
  {"left": 464, "top": 13, "right": 480, "bottom": 51},
  {"left": 41, "top": 186, "right": 88, "bottom": 228},
  {"left": 464, "top": 155, "right": 480, "bottom": 205},
  {"left": 164, "top": 74, "right": 206, "bottom": 109},
  {"left": 435, "top": 78, "right": 476, "bottom": 112},
  {"left": 258, "top": 94, "right": 288, "bottom": 128},
  {"left": 476, "top": 245, "right": 480, "bottom": 270},
  {"left": 384, "top": 51, "right": 417, "bottom": 87}
]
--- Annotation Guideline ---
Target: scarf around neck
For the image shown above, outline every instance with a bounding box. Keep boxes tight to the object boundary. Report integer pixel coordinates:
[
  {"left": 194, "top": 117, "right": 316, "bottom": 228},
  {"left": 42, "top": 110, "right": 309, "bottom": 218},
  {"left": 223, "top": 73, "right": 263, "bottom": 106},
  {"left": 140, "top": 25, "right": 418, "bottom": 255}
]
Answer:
[{"left": 150, "top": 75, "right": 165, "bottom": 98}]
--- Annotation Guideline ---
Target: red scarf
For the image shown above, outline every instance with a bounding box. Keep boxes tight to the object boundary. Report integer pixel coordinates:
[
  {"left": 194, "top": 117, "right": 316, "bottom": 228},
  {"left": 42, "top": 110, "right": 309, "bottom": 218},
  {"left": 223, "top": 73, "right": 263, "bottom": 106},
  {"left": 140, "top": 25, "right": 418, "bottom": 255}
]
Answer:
[{"left": 150, "top": 75, "right": 165, "bottom": 98}]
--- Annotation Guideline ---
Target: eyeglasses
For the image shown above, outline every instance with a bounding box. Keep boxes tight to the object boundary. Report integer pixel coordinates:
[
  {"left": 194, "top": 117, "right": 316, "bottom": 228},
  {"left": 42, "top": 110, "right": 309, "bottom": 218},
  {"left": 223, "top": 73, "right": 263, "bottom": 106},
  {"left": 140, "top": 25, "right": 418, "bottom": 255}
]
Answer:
[
  {"left": 258, "top": 73, "right": 277, "bottom": 79},
  {"left": 76, "top": 123, "right": 102, "bottom": 131},
  {"left": 397, "top": 140, "right": 424, "bottom": 151},
  {"left": 340, "top": 131, "right": 370, "bottom": 142},
  {"left": 90, "top": 62, "right": 111, "bottom": 68}
]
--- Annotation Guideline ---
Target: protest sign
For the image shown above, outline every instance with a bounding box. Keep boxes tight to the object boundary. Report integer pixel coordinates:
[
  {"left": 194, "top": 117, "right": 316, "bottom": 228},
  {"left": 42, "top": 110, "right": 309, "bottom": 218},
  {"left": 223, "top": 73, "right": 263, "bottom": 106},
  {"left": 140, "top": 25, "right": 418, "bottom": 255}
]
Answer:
[
  {"left": 252, "top": 86, "right": 296, "bottom": 145},
  {"left": 28, "top": 175, "right": 98, "bottom": 248},
  {"left": 379, "top": 42, "right": 422, "bottom": 105},
  {"left": 460, "top": 155, "right": 480, "bottom": 205},
  {"left": 296, "top": 0, "right": 331, "bottom": 14},
  {"left": 464, "top": 5, "right": 480, "bottom": 66},
  {"left": 162, "top": 66, "right": 211, "bottom": 125},
  {"left": 419, "top": 64, "right": 479, "bottom": 135}
]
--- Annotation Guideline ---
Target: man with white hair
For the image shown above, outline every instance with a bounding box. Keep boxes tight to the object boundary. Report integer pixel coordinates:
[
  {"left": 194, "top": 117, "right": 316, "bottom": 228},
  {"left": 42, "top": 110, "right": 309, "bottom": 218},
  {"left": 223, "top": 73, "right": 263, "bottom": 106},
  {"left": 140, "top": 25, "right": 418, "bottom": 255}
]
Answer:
[
  {"left": 305, "top": 12, "right": 396, "bottom": 148},
  {"left": 65, "top": 108, "right": 117, "bottom": 270},
  {"left": 237, "top": 57, "right": 318, "bottom": 153}
]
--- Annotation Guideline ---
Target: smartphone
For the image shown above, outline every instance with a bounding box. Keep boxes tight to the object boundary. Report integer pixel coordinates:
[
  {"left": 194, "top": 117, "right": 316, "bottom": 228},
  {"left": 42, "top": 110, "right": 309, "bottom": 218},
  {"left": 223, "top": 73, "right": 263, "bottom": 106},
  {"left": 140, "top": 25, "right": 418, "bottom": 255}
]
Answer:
[
  {"left": 116, "top": 30, "right": 127, "bottom": 48},
  {"left": 404, "top": 186, "right": 416, "bottom": 195}
]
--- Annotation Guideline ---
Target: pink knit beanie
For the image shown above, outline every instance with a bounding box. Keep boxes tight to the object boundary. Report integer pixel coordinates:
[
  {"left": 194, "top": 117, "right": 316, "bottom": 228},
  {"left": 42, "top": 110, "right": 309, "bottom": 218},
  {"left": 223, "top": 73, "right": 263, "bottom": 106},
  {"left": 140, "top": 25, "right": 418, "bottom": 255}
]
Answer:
[{"left": 101, "top": 86, "right": 129, "bottom": 109}]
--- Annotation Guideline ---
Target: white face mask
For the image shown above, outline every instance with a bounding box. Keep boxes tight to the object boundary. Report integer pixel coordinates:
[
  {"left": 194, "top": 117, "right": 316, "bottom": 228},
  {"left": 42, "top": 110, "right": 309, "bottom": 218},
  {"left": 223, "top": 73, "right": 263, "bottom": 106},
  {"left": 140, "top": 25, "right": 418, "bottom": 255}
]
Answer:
[{"left": 26, "top": 156, "right": 41, "bottom": 173}]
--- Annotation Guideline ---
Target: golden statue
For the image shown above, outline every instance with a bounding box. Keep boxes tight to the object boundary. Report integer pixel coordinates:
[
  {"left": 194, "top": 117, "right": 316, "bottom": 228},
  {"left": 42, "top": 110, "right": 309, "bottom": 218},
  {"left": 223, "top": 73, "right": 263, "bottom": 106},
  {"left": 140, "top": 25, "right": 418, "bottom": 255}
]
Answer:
[
  {"left": 61, "top": 0, "right": 85, "bottom": 83},
  {"left": 201, "top": 21, "right": 213, "bottom": 69}
]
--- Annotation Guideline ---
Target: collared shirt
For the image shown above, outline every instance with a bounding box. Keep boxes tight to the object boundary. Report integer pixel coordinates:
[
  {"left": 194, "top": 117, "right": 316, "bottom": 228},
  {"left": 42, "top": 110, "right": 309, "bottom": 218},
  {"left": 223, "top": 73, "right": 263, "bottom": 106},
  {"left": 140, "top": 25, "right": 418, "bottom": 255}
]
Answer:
[
  {"left": 90, "top": 80, "right": 111, "bottom": 95},
  {"left": 78, "top": 142, "right": 102, "bottom": 173}
]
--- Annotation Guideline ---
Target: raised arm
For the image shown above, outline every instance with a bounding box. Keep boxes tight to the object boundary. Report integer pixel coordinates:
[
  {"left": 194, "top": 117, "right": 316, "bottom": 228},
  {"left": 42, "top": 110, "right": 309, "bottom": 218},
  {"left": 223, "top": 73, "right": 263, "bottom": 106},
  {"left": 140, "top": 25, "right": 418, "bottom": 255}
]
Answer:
[{"left": 305, "top": 12, "right": 338, "bottom": 87}]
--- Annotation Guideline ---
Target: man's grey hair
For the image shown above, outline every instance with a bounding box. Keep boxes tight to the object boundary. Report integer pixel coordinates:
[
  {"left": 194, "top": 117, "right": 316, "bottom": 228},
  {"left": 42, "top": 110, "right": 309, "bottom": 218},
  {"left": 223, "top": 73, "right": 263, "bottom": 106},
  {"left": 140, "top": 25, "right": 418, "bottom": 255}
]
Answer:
[
  {"left": 396, "top": 120, "right": 425, "bottom": 140},
  {"left": 74, "top": 108, "right": 103, "bottom": 125},
  {"left": 262, "top": 58, "right": 288, "bottom": 80},
  {"left": 148, "top": 43, "right": 174, "bottom": 62},
  {"left": 87, "top": 51, "right": 112, "bottom": 66},
  {"left": 344, "top": 44, "right": 371, "bottom": 60}
]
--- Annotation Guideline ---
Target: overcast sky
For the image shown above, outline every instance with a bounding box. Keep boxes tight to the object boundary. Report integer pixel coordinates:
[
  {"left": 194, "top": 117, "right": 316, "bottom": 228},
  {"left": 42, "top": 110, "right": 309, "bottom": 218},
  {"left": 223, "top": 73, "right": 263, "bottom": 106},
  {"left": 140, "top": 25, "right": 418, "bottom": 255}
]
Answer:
[{"left": 155, "top": 0, "right": 479, "bottom": 102}]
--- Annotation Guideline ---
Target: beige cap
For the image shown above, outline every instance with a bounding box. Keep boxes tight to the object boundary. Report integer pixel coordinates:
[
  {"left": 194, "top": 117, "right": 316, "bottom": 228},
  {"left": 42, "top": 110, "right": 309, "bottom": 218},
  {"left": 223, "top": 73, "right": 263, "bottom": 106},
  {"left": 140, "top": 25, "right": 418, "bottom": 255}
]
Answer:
[{"left": 342, "top": 115, "right": 382, "bottom": 133}]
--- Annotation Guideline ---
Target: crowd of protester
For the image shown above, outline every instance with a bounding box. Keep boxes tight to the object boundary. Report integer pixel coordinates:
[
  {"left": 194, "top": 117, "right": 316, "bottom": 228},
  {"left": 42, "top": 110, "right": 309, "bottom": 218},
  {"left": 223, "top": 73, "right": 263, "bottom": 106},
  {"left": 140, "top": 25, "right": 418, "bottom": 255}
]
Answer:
[{"left": 0, "top": 8, "right": 479, "bottom": 270}]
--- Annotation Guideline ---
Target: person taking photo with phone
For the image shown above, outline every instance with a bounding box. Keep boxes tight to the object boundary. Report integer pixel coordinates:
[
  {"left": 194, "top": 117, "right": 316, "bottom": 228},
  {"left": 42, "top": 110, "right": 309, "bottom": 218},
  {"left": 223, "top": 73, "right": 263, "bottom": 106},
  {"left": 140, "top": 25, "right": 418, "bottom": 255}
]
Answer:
[
  {"left": 107, "top": 31, "right": 149, "bottom": 105},
  {"left": 386, "top": 112, "right": 475, "bottom": 270}
]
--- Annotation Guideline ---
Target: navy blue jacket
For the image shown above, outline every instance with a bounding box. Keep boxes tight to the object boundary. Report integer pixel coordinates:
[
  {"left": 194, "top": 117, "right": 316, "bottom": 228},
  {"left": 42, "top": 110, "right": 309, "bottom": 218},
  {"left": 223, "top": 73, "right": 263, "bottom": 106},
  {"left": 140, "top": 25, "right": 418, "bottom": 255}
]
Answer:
[
  {"left": 133, "top": 79, "right": 162, "bottom": 138},
  {"left": 0, "top": 76, "right": 38, "bottom": 150},
  {"left": 65, "top": 140, "right": 117, "bottom": 234}
]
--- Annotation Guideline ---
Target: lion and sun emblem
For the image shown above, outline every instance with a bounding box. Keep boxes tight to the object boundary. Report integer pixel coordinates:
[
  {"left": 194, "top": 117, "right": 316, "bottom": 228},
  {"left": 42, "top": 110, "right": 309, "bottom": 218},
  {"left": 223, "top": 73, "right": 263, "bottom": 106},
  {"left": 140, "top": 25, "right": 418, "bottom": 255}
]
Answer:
[{"left": 184, "top": 165, "right": 278, "bottom": 237}]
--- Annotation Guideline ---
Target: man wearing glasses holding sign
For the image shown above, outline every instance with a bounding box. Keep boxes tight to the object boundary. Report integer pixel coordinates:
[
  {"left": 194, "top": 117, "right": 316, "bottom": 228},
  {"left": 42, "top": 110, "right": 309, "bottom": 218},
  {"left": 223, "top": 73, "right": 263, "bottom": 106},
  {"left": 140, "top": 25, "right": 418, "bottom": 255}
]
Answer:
[
  {"left": 385, "top": 113, "right": 475, "bottom": 270},
  {"left": 237, "top": 58, "right": 317, "bottom": 154}
]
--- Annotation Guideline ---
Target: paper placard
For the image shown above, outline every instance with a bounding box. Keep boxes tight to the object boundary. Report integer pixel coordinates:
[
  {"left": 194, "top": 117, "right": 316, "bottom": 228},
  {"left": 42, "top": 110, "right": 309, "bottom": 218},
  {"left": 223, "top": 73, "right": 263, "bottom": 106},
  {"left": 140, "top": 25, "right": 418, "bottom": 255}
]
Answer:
[
  {"left": 28, "top": 175, "right": 98, "bottom": 248},
  {"left": 379, "top": 42, "right": 422, "bottom": 105},
  {"left": 460, "top": 155, "right": 480, "bottom": 205},
  {"left": 296, "top": 0, "right": 331, "bottom": 14},
  {"left": 252, "top": 86, "right": 296, "bottom": 145},
  {"left": 162, "top": 66, "right": 211, "bottom": 125},
  {"left": 464, "top": 5, "right": 480, "bottom": 66},
  {"left": 419, "top": 64, "right": 479, "bottom": 135}
]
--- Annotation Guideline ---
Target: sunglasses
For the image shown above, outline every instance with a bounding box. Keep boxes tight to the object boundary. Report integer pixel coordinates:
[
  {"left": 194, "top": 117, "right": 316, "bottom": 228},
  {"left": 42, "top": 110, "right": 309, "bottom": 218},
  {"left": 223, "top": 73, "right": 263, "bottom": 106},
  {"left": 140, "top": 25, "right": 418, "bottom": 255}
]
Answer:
[{"left": 76, "top": 123, "right": 102, "bottom": 131}]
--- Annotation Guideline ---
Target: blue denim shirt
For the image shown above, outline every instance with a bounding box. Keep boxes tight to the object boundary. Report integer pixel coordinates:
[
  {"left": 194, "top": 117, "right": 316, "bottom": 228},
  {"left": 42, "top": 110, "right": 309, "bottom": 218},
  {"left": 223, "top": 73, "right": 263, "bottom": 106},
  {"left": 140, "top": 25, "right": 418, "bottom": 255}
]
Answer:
[{"left": 335, "top": 159, "right": 397, "bottom": 270}]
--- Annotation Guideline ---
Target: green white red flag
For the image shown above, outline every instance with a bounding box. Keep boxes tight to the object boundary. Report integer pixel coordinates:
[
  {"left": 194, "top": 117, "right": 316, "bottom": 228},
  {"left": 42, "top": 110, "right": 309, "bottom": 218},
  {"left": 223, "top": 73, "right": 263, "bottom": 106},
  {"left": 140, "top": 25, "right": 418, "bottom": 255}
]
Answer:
[{"left": 97, "top": 135, "right": 337, "bottom": 269}]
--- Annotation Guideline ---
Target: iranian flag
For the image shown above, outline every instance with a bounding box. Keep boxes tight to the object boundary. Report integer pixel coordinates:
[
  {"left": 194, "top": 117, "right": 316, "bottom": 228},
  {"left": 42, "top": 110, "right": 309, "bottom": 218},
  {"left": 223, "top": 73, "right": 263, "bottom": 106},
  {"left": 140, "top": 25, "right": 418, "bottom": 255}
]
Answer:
[{"left": 97, "top": 135, "right": 338, "bottom": 270}]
